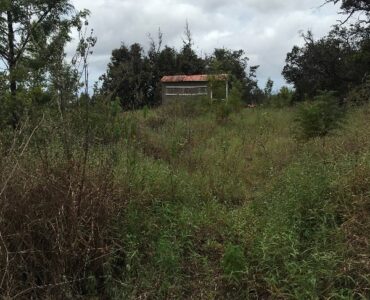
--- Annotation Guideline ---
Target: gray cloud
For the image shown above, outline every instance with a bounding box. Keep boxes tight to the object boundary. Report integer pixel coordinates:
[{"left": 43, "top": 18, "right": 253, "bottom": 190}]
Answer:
[{"left": 69, "top": 0, "right": 343, "bottom": 89}]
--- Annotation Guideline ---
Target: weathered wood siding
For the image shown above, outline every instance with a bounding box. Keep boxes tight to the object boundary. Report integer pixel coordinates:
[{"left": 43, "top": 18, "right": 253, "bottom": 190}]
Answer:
[{"left": 161, "top": 81, "right": 210, "bottom": 104}]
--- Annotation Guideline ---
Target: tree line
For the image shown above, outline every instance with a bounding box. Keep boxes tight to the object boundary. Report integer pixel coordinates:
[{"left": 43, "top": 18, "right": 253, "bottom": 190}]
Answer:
[
  {"left": 0, "top": 0, "right": 369, "bottom": 128},
  {"left": 96, "top": 24, "right": 262, "bottom": 110}
]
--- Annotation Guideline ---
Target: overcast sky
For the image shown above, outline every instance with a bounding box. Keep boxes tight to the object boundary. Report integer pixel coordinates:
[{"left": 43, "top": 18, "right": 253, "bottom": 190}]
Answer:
[{"left": 70, "top": 0, "right": 344, "bottom": 90}]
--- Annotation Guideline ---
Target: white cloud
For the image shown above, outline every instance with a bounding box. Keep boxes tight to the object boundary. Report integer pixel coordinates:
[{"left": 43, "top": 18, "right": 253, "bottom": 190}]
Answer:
[{"left": 69, "top": 0, "right": 344, "bottom": 89}]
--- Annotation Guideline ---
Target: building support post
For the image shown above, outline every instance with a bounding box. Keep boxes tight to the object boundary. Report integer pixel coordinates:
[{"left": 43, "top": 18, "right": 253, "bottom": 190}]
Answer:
[{"left": 226, "top": 80, "right": 229, "bottom": 102}]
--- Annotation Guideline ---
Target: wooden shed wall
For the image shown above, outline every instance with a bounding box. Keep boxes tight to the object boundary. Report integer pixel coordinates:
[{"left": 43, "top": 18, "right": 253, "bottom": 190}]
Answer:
[{"left": 161, "top": 81, "right": 210, "bottom": 103}]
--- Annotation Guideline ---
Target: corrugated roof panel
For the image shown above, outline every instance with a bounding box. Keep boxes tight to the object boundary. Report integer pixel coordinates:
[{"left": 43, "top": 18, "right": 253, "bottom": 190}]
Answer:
[{"left": 160, "top": 74, "right": 228, "bottom": 83}]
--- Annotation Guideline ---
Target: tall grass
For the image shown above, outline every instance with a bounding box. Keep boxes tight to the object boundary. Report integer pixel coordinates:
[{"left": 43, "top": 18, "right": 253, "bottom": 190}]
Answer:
[{"left": 0, "top": 99, "right": 369, "bottom": 298}]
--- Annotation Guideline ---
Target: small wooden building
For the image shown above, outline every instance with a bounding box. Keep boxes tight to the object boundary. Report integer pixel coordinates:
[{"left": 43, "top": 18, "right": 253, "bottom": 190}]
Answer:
[{"left": 160, "top": 74, "right": 228, "bottom": 103}]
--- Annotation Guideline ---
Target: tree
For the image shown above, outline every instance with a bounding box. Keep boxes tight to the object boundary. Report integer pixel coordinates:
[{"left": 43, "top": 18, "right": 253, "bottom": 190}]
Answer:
[
  {"left": 0, "top": 0, "right": 88, "bottom": 126},
  {"left": 98, "top": 25, "right": 265, "bottom": 108},
  {"left": 147, "top": 28, "right": 165, "bottom": 105},
  {"left": 325, "top": 0, "right": 370, "bottom": 38},
  {"left": 325, "top": 0, "right": 370, "bottom": 21},
  {"left": 208, "top": 48, "right": 248, "bottom": 82},
  {"left": 177, "top": 22, "right": 205, "bottom": 75},
  {"left": 147, "top": 43, "right": 178, "bottom": 105},
  {"left": 264, "top": 78, "right": 274, "bottom": 98},
  {"left": 207, "top": 48, "right": 262, "bottom": 103},
  {"left": 295, "top": 91, "right": 345, "bottom": 139},
  {"left": 0, "top": 0, "right": 87, "bottom": 94},
  {"left": 283, "top": 1, "right": 370, "bottom": 102},
  {"left": 99, "top": 23, "right": 208, "bottom": 108},
  {"left": 282, "top": 29, "right": 363, "bottom": 100},
  {"left": 157, "top": 46, "right": 178, "bottom": 76},
  {"left": 100, "top": 43, "right": 153, "bottom": 109}
]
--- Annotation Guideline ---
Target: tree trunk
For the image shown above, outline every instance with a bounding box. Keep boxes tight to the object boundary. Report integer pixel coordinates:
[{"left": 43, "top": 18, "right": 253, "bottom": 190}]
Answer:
[
  {"left": 7, "top": 10, "right": 16, "bottom": 96},
  {"left": 7, "top": 10, "right": 19, "bottom": 128}
]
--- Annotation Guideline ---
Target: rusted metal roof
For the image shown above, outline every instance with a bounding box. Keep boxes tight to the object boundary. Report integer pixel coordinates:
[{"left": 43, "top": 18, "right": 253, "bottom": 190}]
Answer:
[{"left": 161, "top": 74, "right": 228, "bottom": 83}]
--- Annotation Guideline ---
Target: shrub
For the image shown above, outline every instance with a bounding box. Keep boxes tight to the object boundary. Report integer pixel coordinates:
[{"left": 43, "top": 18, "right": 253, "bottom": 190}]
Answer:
[
  {"left": 248, "top": 158, "right": 342, "bottom": 298},
  {"left": 228, "top": 80, "right": 243, "bottom": 111},
  {"left": 269, "top": 86, "right": 293, "bottom": 108},
  {"left": 347, "top": 77, "right": 370, "bottom": 106},
  {"left": 215, "top": 101, "right": 233, "bottom": 122},
  {"left": 159, "top": 96, "right": 211, "bottom": 119},
  {"left": 0, "top": 107, "right": 127, "bottom": 298},
  {"left": 294, "top": 91, "right": 345, "bottom": 139},
  {"left": 0, "top": 160, "right": 125, "bottom": 298},
  {"left": 213, "top": 81, "right": 243, "bottom": 123}
]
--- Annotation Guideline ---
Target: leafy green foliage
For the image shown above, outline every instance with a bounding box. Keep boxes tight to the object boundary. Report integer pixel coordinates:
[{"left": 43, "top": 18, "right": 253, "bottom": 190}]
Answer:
[
  {"left": 294, "top": 92, "right": 346, "bottom": 139},
  {"left": 284, "top": 0, "right": 370, "bottom": 103},
  {"left": 215, "top": 101, "right": 233, "bottom": 122},
  {"left": 269, "top": 86, "right": 294, "bottom": 108},
  {"left": 177, "top": 23, "right": 205, "bottom": 75},
  {"left": 0, "top": 0, "right": 92, "bottom": 128},
  {"left": 99, "top": 43, "right": 153, "bottom": 110},
  {"left": 98, "top": 23, "right": 263, "bottom": 109},
  {"left": 1, "top": 99, "right": 369, "bottom": 298},
  {"left": 347, "top": 76, "right": 370, "bottom": 106},
  {"left": 1, "top": 1, "right": 370, "bottom": 298},
  {"left": 211, "top": 81, "right": 243, "bottom": 122},
  {"left": 208, "top": 49, "right": 261, "bottom": 103},
  {"left": 0, "top": 0, "right": 88, "bottom": 90},
  {"left": 228, "top": 80, "right": 243, "bottom": 110},
  {"left": 283, "top": 30, "right": 351, "bottom": 100},
  {"left": 249, "top": 158, "right": 342, "bottom": 298},
  {"left": 264, "top": 78, "right": 274, "bottom": 98}
]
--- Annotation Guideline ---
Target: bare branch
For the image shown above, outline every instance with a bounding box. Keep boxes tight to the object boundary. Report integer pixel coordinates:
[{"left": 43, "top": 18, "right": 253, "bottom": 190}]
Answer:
[
  {"left": 0, "top": 47, "right": 8, "bottom": 60},
  {"left": 337, "top": 9, "right": 356, "bottom": 25},
  {"left": 0, "top": 231, "right": 9, "bottom": 290},
  {"left": 0, "top": 115, "right": 44, "bottom": 199}
]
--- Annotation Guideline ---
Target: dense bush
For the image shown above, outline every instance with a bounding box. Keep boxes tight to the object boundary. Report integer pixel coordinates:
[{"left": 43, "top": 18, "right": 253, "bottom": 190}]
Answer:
[
  {"left": 347, "top": 77, "right": 370, "bottom": 106},
  {"left": 249, "top": 158, "right": 341, "bottom": 298},
  {"left": 294, "top": 91, "right": 346, "bottom": 139},
  {"left": 269, "top": 86, "right": 294, "bottom": 108},
  {"left": 0, "top": 100, "right": 369, "bottom": 298},
  {"left": 0, "top": 110, "right": 128, "bottom": 298}
]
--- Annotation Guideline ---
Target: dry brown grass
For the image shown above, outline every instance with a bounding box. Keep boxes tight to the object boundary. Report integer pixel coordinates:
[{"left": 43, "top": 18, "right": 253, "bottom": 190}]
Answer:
[{"left": 0, "top": 135, "right": 125, "bottom": 298}]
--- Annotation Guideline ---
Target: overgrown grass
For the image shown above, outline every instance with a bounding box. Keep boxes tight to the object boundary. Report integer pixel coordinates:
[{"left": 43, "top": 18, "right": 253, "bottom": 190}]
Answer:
[{"left": 0, "top": 99, "right": 369, "bottom": 298}]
